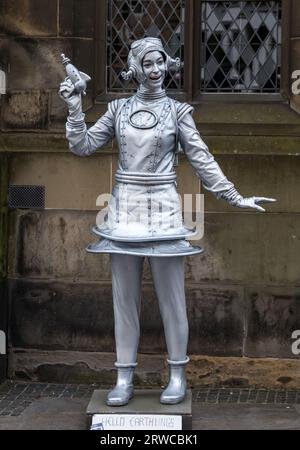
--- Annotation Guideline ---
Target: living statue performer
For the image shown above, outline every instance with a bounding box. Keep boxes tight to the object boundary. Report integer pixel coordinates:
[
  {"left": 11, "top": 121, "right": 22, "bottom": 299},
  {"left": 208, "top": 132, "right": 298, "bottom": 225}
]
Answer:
[{"left": 59, "top": 38, "right": 275, "bottom": 407}]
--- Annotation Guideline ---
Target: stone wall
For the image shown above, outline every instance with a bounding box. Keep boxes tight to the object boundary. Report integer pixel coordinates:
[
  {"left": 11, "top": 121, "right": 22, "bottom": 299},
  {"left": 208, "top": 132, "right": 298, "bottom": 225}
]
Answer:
[
  {"left": 0, "top": 0, "right": 95, "bottom": 130},
  {"left": 0, "top": 1, "right": 300, "bottom": 386},
  {"left": 0, "top": 156, "right": 8, "bottom": 382}
]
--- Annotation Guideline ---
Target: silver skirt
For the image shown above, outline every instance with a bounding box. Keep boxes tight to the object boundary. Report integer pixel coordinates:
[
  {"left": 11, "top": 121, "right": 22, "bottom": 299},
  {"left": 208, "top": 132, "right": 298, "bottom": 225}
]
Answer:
[
  {"left": 95, "top": 180, "right": 195, "bottom": 242},
  {"left": 86, "top": 238, "right": 204, "bottom": 257},
  {"left": 87, "top": 171, "right": 204, "bottom": 257}
]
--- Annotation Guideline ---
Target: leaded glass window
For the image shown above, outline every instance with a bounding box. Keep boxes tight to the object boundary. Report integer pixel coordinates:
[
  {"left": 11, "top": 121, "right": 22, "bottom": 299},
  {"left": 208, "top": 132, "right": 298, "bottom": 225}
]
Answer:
[
  {"left": 107, "top": 0, "right": 185, "bottom": 92},
  {"left": 201, "top": 1, "right": 282, "bottom": 93}
]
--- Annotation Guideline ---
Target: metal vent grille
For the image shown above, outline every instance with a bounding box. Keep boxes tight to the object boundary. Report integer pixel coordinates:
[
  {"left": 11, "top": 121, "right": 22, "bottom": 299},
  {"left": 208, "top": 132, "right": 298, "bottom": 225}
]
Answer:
[
  {"left": 201, "top": 0, "right": 282, "bottom": 93},
  {"left": 194, "top": 388, "right": 300, "bottom": 404},
  {"left": 8, "top": 185, "right": 45, "bottom": 210},
  {"left": 107, "top": 0, "right": 185, "bottom": 92}
]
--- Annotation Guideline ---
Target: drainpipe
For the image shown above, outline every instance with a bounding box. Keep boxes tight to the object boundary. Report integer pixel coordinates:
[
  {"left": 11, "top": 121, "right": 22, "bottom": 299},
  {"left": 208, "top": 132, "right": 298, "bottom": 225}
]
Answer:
[{"left": 0, "top": 156, "right": 9, "bottom": 279}]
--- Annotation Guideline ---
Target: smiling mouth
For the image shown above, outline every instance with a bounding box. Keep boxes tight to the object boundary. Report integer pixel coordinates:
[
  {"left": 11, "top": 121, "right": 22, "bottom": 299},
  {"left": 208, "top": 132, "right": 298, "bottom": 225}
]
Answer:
[{"left": 150, "top": 74, "right": 162, "bottom": 81}]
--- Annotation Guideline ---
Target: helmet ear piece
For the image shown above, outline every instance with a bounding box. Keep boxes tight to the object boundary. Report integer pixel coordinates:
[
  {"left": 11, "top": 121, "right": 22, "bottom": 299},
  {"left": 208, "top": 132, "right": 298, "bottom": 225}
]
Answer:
[
  {"left": 165, "top": 55, "right": 182, "bottom": 71},
  {"left": 121, "top": 69, "right": 134, "bottom": 81}
]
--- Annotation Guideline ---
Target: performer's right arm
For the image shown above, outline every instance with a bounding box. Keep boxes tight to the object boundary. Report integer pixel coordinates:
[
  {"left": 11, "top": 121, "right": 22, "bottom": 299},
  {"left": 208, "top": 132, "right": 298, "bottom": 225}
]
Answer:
[{"left": 59, "top": 78, "right": 115, "bottom": 157}]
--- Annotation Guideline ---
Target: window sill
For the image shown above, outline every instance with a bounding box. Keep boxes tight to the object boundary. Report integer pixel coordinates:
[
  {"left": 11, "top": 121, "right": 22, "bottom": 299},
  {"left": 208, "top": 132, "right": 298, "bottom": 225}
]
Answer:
[
  {"left": 192, "top": 102, "right": 300, "bottom": 136},
  {"left": 1, "top": 102, "right": 299, "bottom": 155}
]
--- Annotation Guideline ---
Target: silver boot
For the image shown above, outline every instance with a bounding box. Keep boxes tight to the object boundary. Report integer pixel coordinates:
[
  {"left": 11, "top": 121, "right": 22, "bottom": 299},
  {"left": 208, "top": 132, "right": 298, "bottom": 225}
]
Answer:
[
  {"left": 106, "top": 362, "right": 137, "bottom": 407},
  {"left": 160, "top": 357, "right": 190, "bottom": 405}
]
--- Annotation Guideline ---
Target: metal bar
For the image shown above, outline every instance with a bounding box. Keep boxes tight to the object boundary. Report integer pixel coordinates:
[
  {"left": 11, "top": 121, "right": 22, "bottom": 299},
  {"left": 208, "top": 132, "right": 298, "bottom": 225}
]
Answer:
[
  {"left": 94, "top": 0, "right": 107, "bottom": 97},
  {"left": 281, "top": 0, "right": 291, "bottom": 101},
  {"left": 185, "top": 0, "right": 195, "bottom": 101},
  {"left": 195, "top": 0, "right": 204, "bottom": 96}
]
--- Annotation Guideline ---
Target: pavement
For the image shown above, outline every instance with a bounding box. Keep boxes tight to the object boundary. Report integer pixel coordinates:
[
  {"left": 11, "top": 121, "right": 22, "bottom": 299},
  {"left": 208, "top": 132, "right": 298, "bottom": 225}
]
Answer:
[{"left": 0, "top": 382, "right": 300, "bottom": 430}]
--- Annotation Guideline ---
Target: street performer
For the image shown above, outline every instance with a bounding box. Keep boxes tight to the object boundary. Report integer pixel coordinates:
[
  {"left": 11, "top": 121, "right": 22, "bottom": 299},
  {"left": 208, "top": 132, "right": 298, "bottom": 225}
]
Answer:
[{"left": 59, "top": 37, "right": 275, "bottom": 406}]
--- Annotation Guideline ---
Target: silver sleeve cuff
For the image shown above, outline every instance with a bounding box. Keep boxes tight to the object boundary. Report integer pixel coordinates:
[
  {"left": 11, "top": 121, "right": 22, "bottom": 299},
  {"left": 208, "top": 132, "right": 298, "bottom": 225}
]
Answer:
[
  {"left": 219, "top": 186, "right": 243, "bottom": 206},
  {"left": 66, "top": 112, "right": 86, "bottom": 131}
]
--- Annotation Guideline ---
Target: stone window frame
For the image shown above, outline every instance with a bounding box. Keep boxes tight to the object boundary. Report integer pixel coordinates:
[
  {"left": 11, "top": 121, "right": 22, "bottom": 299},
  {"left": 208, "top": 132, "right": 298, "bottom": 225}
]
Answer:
[{"left": 93, "top": 0, "right": 291, "bottom": 104}]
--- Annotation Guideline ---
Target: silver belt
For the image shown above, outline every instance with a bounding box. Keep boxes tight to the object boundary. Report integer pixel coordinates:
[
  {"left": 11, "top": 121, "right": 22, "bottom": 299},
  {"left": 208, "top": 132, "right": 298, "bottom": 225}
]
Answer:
[{"left": 115, "top": 170, "right": 177, "bottom": 185}]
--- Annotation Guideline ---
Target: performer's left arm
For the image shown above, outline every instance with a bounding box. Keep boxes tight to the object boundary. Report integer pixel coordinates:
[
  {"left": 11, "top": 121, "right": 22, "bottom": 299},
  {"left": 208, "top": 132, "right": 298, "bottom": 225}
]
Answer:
[{"left": 178, "top": 112, "right": 276, "bottom": 212}]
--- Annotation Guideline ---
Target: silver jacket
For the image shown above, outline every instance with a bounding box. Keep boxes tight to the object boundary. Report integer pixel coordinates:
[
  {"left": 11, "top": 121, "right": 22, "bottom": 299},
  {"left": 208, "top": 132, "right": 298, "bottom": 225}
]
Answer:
[
  {"left": 65, "top": 94, "right": 239, "bottom": 253},
  {"left": 66, "top": 95, "right": 234, "bottom": 196}
]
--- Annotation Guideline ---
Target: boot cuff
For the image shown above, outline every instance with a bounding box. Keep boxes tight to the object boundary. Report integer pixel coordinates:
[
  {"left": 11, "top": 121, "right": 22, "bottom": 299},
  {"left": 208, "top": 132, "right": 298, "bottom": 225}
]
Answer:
[
  {"left": 115, "top": 362, "right": 138, "bottom": 368},
  {"left": 167, "top": 356, "right": 190, "bottom": 366}
]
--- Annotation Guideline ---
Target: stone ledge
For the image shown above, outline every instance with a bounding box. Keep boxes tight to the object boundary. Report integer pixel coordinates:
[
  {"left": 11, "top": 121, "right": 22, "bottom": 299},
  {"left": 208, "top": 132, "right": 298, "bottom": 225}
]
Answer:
[
  {"left": 1, "top": 101, "right": 300, "bottom": 155},
  {"left": 89, "top": 102, "right": 300, "bottom": 126},
  {"left": 8, "top": 349, "right": 300, "bottom": 389},
  {"left": 8, "top": 350, "right": 165, "bottom": 387},
  {"left": 1, "top": 132, "right": 300, "bottom": 155}
]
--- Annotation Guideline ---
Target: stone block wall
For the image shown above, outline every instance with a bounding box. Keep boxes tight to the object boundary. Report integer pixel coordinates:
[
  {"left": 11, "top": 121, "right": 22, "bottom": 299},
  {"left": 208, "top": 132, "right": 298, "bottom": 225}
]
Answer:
[{"left": 0, "top": 0, "right": 95, "bottom": 131}]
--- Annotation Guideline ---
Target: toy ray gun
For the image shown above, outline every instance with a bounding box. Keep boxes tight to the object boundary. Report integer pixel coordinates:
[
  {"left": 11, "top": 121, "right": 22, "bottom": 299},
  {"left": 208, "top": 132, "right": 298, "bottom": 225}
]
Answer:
[{"left": 61, "top": 53, "right": 91, "bottom": 97}]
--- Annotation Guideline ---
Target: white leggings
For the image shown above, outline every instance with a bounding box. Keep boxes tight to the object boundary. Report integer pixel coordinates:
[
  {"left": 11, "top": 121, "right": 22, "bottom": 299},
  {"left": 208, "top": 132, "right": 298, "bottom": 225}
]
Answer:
[{"left": 111, "top": 254, "right": 189, "bottom": 365}]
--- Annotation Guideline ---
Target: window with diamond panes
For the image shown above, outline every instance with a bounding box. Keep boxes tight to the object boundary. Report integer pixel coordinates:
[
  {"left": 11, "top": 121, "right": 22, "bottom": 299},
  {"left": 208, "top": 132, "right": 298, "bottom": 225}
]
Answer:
[
  {"left": 201, "top": 1, "right": 282, "bottom": 93},
  {"left": 107, "top": 0, "right": 185, "bottom": 92}
]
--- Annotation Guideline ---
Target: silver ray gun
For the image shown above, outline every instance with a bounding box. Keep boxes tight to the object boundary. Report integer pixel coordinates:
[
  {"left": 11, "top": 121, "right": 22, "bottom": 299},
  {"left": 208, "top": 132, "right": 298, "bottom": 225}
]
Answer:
[{"left": 61, "top": 53, "right": 91, "bottom": 97}]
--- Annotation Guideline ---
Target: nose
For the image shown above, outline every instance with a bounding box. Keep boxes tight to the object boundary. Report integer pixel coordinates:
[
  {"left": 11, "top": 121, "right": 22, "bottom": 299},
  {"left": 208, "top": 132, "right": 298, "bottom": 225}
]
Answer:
[{"left": 152, "top": 64, "right": 160, "bottom": 74}]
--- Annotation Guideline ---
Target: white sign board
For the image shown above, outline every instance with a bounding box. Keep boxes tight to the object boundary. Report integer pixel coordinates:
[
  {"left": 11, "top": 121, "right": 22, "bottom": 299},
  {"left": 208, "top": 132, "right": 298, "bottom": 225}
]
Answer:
[{"left": 91, "top": 414, "right": 182, "bottom": 430}]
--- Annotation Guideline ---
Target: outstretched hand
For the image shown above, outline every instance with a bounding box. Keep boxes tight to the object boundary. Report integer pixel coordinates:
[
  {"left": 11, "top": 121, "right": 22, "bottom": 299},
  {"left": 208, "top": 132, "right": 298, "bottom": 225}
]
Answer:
[{"left": 235, "top": 196, "right": 277, "bottom": 212}]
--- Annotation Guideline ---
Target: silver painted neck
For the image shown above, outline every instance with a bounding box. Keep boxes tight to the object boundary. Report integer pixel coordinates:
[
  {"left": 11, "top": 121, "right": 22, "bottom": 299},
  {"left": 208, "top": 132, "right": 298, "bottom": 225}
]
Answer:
[{"left": 136, "top": 88, "right": 167, "bottom": 102}]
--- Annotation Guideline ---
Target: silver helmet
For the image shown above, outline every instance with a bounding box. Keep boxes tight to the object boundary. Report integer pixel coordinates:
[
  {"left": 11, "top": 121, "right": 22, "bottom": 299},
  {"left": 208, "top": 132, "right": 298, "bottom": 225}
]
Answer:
[{"left": 121, "top": 37, "right": 181, "bottom": 83}]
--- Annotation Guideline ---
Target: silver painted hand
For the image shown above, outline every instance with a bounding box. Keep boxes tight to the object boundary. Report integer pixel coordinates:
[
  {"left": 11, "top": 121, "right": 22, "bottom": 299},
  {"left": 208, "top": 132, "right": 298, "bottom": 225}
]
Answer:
[
  {"left": 235, "top": 196, "right": 277, "bottom": 212},
  {"left": 58, "top": 77, "right": 82, "bottom": 112}
]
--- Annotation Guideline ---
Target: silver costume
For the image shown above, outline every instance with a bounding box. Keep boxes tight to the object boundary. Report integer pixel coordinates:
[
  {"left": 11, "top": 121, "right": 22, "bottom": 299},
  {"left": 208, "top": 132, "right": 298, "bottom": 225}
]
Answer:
[{"left": 60, "top": 37, "right": 275, "bottom": 406}]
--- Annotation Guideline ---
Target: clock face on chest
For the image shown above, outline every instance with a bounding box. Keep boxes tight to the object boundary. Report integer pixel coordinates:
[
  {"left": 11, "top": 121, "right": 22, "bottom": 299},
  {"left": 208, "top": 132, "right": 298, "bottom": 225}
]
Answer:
[{"left": 129, "top": 109, "right": 158, "bottom": 129}]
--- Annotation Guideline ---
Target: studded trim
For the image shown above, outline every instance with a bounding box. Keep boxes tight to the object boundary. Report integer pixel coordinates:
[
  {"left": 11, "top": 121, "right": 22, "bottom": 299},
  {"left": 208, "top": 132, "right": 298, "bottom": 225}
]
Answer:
[{"left": 148, "top": 100, "right": 171, "bottom": 172}]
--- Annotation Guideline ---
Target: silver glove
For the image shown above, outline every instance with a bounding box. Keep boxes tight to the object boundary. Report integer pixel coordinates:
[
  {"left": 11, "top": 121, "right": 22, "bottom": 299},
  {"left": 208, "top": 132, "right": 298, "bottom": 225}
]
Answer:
[
  {"left": 59, "top": 77, "right": 85, "bottom": 129},
  {"left": 218, "top": 185, "right": 276, "bottom": 212},
  {"left": 232, "top": 196, "right": 277, "bottom": 212}
]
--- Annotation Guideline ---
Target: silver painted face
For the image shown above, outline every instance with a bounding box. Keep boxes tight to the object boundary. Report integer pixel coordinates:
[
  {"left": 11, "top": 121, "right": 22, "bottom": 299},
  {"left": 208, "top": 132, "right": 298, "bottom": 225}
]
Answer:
[{"left": 142, "top": 51, "right": 166, "bottom": 90}]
